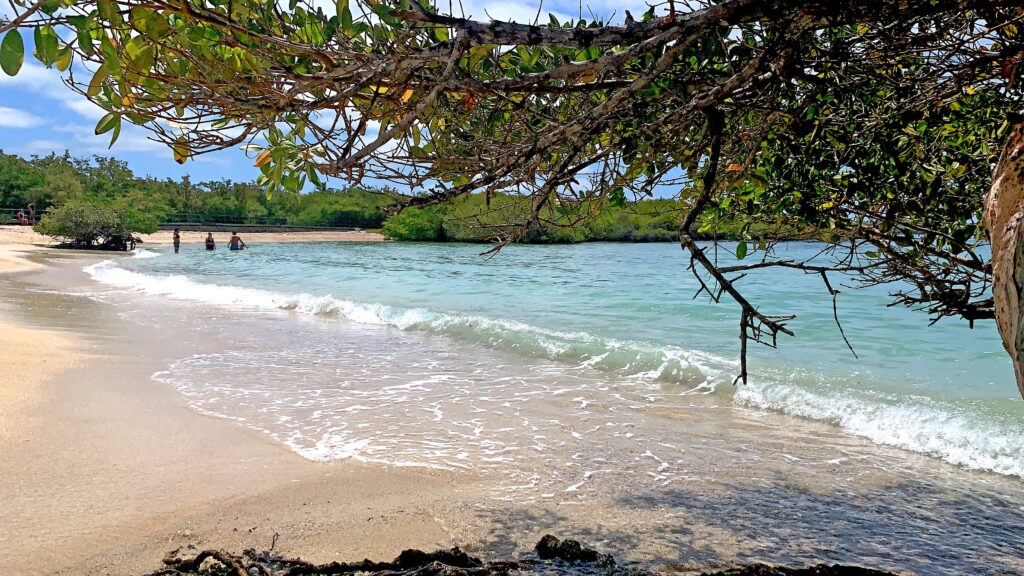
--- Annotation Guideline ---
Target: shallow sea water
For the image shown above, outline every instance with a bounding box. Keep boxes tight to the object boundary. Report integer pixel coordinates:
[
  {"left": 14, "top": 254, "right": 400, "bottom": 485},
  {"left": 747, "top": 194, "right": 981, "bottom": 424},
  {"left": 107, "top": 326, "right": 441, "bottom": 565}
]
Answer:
[{"left": 73, "top": 241, "right": 1024, "bottom": 574}]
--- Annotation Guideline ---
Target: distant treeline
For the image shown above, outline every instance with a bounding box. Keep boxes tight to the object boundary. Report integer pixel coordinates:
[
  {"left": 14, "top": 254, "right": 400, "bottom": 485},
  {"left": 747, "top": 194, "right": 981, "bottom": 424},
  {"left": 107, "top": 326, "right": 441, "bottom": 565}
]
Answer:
[
  {"left": 0, "top": 151, "right": 393, "bottom": 233},
  {"left": 1, "top": 151, "right": 802, "bottom": 243},
  {"left": 381, "top": 193, "right": 808, "bottom": 243}
]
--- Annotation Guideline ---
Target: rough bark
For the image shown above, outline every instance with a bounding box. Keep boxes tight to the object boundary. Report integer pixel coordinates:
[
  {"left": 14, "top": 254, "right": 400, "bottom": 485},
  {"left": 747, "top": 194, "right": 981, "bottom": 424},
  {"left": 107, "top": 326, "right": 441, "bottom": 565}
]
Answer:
[{"left": 984, "top": 121, "right": 1024, "bottom": 398}]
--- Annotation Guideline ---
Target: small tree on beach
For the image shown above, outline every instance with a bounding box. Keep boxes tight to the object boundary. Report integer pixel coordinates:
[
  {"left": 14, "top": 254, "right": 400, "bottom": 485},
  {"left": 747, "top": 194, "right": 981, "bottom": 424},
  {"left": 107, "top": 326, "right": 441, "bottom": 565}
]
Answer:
[
  {"left": 3, "top": 0, "right": 1024, "bottom": 391},
  {"left": 35, "top": 200, "right": 144, "bottom": 250}
]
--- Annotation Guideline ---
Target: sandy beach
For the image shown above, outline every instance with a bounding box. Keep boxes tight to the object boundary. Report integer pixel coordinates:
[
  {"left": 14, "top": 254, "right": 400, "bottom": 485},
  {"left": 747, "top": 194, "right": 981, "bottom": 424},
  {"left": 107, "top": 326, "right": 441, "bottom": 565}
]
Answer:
[{"left": 0, "top": 238, "right": 467, "bottom": 575}]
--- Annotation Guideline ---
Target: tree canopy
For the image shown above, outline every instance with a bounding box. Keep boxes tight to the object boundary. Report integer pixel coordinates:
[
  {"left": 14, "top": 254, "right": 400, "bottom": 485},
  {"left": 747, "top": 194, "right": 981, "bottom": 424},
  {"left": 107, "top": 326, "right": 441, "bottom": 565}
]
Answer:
[{"left": 3, "top": 0, "right": 1024, "bottom": 391}]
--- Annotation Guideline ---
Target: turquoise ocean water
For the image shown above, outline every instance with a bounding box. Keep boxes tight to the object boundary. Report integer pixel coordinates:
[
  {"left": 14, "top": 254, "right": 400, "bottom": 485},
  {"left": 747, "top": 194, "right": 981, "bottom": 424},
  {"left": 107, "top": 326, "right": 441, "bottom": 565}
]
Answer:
[
  {"left": 77, "top": 240, "right": 1024, "bottom": 572},
  {"left": 90, "top": 241, "right": 1022, "bottom": 475}
]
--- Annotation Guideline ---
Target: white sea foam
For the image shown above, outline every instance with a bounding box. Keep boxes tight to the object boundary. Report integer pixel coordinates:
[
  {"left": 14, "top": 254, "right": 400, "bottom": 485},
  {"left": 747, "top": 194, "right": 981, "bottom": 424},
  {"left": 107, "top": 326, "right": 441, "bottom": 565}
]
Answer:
[
  {"left": 736, "top": 380, "right": 1024, "bottom": 478},
  {"left": 86, "top": 259, "right": 1024, "bottom": 480},
  {"left": 130, "top": 248, "right": 161, "bottom": 259},
  {"left": 83, "top": 259, "right": 729, "bottom": 387}
]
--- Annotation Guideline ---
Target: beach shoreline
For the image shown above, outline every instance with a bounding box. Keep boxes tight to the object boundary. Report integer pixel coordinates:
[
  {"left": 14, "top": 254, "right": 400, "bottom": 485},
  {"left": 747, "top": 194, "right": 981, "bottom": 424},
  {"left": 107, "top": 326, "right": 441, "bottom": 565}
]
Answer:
[
  {"left": 143, "top": 229, "right": 386, "bottom": 245},
  {"left": 0, "top": 224, "right": 386, "bottom": 250},
  {"left": 0, "top": 245, "right": 471, "bottom": 575}
]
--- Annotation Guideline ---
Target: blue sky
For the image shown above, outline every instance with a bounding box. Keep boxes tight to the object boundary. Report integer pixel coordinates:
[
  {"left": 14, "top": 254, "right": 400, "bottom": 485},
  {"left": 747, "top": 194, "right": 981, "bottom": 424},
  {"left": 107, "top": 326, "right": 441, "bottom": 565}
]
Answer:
[{"left": 0, "top": 0, "right": 655, "bottom": 185}]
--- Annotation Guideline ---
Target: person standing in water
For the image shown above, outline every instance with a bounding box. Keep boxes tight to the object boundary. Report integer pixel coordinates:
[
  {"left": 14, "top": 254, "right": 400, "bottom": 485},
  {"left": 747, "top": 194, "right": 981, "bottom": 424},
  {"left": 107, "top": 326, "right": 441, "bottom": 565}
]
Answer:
[
  {"left": 228, "top": 231, "right": 247, "bottom": 251},
  {"left": 173, "top": 228, "right": 181, "bottom": 253},
  {"left": 205, "top": 232, "right": 216, "bottom": 251}
]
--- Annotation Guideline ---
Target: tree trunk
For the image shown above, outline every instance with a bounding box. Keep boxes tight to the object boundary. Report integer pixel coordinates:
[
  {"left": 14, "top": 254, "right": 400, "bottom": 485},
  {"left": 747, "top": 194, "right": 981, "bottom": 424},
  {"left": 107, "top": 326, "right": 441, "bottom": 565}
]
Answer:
[{"left": 984, "top": 121, "right": 1024, "bottom": 398}]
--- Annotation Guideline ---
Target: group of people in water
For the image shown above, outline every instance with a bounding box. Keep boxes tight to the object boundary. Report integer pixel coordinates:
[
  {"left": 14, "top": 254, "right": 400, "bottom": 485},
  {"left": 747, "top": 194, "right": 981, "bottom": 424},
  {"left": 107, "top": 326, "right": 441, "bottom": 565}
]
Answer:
[{"left": 172, "top": 228, "right": 247, "bottom": 254}]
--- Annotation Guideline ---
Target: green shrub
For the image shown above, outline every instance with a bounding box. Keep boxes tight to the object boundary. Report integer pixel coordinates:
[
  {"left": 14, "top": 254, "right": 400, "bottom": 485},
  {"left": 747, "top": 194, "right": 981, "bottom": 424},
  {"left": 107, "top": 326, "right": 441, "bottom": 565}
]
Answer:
[
  {"left": 35, "top": 201, "right": 142, "bottom": 250},
  {"left": 382, "top": 208, "right": 444, "bottom": 240}
]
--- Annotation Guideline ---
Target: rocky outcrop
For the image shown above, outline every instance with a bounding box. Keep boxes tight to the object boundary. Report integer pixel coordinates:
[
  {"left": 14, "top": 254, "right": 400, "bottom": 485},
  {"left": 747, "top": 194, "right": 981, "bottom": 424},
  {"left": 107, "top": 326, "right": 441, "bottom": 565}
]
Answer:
[
  {"left": 145, "top": 535, "right": 897, "bottom": 576},
  {"left": 533, "top": 534, "right": 615, "bottom": 566}
]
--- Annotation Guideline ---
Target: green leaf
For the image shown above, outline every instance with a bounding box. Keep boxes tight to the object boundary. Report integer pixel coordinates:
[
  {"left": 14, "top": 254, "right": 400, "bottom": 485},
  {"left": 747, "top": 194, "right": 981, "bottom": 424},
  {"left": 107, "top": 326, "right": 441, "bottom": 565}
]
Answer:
[
  {"left": 97, "top": 0, "right": 123, "bottom": 26},
  {"left": 87, "top": 64, "right": 109, "bottom": 97},
  {"left": 429, "top": 24, "right": 449, "bottom": 42},
  {"left": 130, "top": 7, "right": 168, "bottom": 38},
  {"left": 78, "top": 28, "right": 95, "bottom": 57},
  {"left": 370, "top": 3, "right": 394, "bottom": 24},
  {"left": 40, "top": 0, "right": 61, "bottom": 15},
  {"left": 95, "top": 112, "right": 120, "bottom": 136},
  {"left": 33, "top": 26, "right": 59, "bottom": 66},
  {"left": 101, "top": 36, "right": 120, "bottom": 72},
  {"left": 340, "top": 2, "right": 353, "bottom": 35},
  {"left": 0, "top": 30, "right": 24, "bottom": 76},
  {"left": 107, "top": 115, "right": 122, "bottom": 148},
  {"left": 610, "top": 186, "right": 626, "bottom": 208},
  {"left": 55, "top": 46, "right": 72, "bottom": 71},
  {"left": 66, "top": 15, "right": 89, "bottom": 30},
  {"left": 735, "top": 241, "right": 748, "bottom": 260}
]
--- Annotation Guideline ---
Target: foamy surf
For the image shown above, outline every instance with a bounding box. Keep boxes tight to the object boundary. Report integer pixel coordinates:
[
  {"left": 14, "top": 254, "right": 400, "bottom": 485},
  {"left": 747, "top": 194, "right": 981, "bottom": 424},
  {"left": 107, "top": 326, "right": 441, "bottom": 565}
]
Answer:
[
  {"left": 83, "top": 255, "right": 1024, "bottom": 481},
  {"left": 82, "top": 258, "right": 729, "bottom": 389},
  {"left": 130, "top": 248, "right": 161, "bottom": 259},
  {"left": 736, "top": 380, "right": 1024, "bottom": 478}
]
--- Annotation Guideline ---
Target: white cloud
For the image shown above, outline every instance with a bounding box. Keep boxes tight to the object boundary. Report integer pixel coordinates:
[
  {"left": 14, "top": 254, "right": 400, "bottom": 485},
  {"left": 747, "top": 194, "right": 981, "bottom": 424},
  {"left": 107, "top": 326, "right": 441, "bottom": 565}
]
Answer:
[
  {"left": 53, "top": 123, "right": 167, "bottom": 154},
  {"left": 12, "top": 122, "right": 164, "bottom": 157},
  {"left": 0, "top": 106, "right": 43, "bottom": 128},
  {"left": 0, "top": 62, "right": 66, "bottom": 91},
  {"left": 457, "top": 0, "right": 572, "bottom": 23},
  {"left": 0, "top": 63, "right": 110, "bottom": 121},
  {"left": 193, "top": 154, "right": 233, "bottom": 166},
  {"left": 20, "top": 139, "right": 67, "bottom": 154},
  {"left": 62, "top": 98, "right": 107, "bottom": 121}
]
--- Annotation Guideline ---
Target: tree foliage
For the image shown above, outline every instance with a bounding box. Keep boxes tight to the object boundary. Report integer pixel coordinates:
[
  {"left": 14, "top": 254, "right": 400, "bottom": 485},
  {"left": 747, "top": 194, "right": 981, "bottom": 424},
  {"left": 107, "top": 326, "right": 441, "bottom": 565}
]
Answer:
[
  {"left": 35, "top": 199, "right": 141, "bottom": 250},
  {"left": 4, "top": 0, "right": 1024, "bottom": 385},
  {"left": 0, "top": 151, "right": 394, "bottom": 227}
]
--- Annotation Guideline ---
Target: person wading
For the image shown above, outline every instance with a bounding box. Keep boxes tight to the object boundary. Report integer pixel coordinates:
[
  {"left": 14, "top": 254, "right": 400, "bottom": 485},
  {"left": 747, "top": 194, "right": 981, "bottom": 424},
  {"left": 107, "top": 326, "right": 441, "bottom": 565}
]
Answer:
[
  {"left": 228, "top": 231, "right": 247, "bottom": 251},
  {"left": 205, "top": 232, "right": 216, "bottom": 251},
  {"left": 173, "top": 228, "right": 181, "bottom": 254}
]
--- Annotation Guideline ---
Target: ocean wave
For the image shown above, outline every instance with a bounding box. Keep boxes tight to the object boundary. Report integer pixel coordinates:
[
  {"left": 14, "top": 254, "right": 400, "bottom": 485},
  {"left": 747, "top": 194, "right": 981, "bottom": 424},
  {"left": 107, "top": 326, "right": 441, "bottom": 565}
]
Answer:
[
  {"left": 130, "top": 248, "right": 162, "bottom": 259},
  {"left": 735, "top": 380, "right": 1024, "bottom": 478},
  {"left": 82, "top": 259, "right": 730, "bottom": 390},
  {"left": 84, "top": 259, "right": 1024, "bottom": 480}
]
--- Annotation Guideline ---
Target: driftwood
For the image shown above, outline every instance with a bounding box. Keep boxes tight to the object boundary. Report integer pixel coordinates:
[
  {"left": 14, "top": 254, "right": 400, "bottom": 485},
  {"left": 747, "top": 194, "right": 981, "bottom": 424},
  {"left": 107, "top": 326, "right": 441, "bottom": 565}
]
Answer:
[{"left": 144, "top": 535, "right": 896, "bottom": 576}]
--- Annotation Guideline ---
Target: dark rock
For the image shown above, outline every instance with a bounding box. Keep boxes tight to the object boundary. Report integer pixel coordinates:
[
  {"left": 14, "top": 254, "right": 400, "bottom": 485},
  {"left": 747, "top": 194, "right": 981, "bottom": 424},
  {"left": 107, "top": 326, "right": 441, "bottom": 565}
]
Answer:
[
  {"left": 146, "top": 536, "right": 898, "bottom": 576},
  {"left": 534, "top": 534, "right": 616, "bottom": 567},
  {"left": 395, "top": 547, "right": 483, "bottom": 570}
]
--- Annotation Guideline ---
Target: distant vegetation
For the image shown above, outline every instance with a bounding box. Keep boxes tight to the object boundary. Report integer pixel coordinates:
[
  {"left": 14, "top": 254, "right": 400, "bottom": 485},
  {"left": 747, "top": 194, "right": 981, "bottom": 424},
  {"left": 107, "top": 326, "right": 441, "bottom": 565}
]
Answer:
[
  {"left": 0, "top": 151, "right": 392, "bottom": 231},
  {"left": 381, "top": 194, "right": 804, "bottom": 243},
  {"left": 1, "top": 151, "right": 803, "bottom": 246}
]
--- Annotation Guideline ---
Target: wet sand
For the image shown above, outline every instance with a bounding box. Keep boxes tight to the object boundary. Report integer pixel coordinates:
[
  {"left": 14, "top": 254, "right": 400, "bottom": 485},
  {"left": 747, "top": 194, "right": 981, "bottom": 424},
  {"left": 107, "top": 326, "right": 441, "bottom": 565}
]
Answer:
[{"left": 0, "top": 248, "right": 468, "bottom": 575}]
